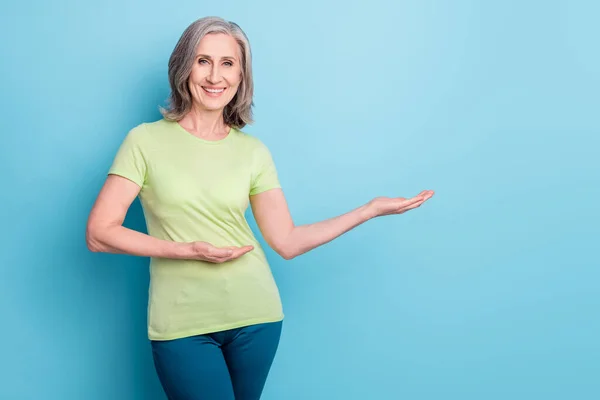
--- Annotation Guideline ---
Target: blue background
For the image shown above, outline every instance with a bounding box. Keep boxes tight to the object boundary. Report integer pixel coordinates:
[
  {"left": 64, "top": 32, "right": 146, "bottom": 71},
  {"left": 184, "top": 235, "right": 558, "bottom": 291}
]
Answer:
[{"left": 1, "top": 0, "right": 598, "bottom": 399}]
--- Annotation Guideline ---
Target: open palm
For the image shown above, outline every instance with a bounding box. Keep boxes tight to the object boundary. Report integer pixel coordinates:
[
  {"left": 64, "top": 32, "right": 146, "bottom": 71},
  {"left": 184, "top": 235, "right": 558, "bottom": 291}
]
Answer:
[{"left": 368, "top": 190, "right": 435, "bottom": 217}]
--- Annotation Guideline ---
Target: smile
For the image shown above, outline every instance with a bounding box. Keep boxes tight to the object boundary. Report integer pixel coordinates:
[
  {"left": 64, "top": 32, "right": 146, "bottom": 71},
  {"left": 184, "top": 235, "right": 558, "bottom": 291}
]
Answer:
[{"left": 202, "top": 86, "right": 226, "bottom": 96}]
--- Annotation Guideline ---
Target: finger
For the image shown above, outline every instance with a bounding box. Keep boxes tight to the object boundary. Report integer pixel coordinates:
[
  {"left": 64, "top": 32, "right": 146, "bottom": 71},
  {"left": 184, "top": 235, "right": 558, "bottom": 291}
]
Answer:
[
  {"left": 230, "top": 246, "right": 254, "bottom": 259},
  {"left": 223, "top": 245, "right": 254, "bottom": 253},
  {"left": 396, "top": 197, "right": 427, "bottom": 213},
  {"left": 419, "top": 190, "right": 433, "bottom": 199},
  {"left": 417, "top": 193, "right": 431, "bottom": 202},
  {"left": 404, "top": 191, "right": 435, "bottom": 210},
  {"left": 208, "top": 246, "right": 234, "bottom": 258},
  {"left": 420, "top": 190, "right": 433, "bottom": 198},
  {"left": 406, "top": 199, "right": 426, "bottom": 210},
  {"left": 396, "top": 196, "right": 424, "bottom": 208},
  {"left": 212, "top": 245, "right": 254, "bottom": 262},
  {"left": 413, "top": 190, "right": 434, "bottom": 203}
]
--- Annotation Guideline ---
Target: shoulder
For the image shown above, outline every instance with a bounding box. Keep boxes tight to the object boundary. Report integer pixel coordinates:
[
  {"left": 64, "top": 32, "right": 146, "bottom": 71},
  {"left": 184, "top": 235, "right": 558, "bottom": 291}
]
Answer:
[
  {"left": 233, "top": 130, "right": 279, "bottom": 174},
  {"left": 134, "top": 118, "right": 173, "bottom": 138},
  {"left": 121, "top": 118, "right": 173, "bottom": 146},
  {"left": 233, "top": 128, "right": 272, "bottom": 155}
]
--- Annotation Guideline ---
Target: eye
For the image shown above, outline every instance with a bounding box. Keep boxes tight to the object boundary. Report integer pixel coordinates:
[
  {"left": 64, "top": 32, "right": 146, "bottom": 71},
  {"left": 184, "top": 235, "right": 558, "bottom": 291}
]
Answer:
[
  {"left": 223, "top": 61, "right": 233, "bottom": 67},
  {"left": 198, "top": 58, "right": 209, "bottom": 65}
]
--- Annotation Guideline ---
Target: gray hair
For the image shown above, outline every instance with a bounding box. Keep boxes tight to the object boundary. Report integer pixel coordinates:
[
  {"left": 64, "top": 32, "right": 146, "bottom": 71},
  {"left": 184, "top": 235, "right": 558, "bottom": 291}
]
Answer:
[{"left": 160, "top": 16, "right": 254, "bottom": 128}]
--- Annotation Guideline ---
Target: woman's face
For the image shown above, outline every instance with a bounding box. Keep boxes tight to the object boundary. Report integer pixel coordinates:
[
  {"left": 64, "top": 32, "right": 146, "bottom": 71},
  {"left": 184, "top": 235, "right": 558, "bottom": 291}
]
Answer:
[{"left": 188, "top": 33, "right": 243, "bottom": 113}]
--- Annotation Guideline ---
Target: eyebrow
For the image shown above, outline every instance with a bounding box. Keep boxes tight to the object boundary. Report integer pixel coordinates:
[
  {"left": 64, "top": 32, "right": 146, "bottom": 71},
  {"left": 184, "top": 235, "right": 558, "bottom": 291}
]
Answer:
[{"left": 196, "top": 54, "right": 237, "bottom": 61}]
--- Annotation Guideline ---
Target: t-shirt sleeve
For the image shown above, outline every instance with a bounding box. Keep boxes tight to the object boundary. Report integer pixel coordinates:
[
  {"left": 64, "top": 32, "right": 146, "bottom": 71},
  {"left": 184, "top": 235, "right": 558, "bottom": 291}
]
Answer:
[
  {"left": 107, "top": 124, "right": 148, "bottom": 187},
  {"left": 250, "top": 141, "right": 281, "bottom": 196}
]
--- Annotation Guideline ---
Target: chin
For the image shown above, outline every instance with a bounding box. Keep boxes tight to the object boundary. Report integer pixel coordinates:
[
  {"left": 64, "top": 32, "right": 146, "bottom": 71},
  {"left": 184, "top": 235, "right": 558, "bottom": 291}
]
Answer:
[
  {"left": 202, "top": 97, "right": 234, "bottom": 110},
  {"left": 199, "top": 102, "right": 227, "bottom": 112}
]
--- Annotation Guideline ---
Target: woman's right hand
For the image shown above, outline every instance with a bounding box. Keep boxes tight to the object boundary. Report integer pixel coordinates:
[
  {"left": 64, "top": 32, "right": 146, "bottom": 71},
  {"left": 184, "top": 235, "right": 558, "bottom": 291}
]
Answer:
[{"left": 183, "top": 241, "right": 254, "bottom": 263}]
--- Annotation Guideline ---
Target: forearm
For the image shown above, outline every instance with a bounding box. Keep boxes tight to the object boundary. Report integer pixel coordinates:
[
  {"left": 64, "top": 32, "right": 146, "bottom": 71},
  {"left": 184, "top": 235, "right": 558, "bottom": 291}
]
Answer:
[
  {"left": 281, "top": 203, "right": 373, "bottom": 259},
  {"left": 86, "top": 224, "right": 189, "bottom": 259}
]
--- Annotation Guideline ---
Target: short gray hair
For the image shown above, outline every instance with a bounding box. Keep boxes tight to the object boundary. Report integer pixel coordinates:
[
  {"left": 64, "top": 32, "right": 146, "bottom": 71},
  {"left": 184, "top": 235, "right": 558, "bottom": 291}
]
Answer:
[{"left": 160, "top": 16, "right": 254, "bottom": 128}]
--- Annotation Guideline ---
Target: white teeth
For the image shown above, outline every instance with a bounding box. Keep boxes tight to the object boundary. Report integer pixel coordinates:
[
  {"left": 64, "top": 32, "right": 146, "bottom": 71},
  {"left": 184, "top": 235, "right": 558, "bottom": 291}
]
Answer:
[{"left": 204, "top": 87, "right": 224, "bottom": 93}]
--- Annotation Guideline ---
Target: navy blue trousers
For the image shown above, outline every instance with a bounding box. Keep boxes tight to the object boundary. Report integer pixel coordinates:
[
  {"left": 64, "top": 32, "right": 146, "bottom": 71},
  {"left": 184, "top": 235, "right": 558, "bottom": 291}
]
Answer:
[{"left": 151, "top": 321, "right": 283, "bottom": 400}]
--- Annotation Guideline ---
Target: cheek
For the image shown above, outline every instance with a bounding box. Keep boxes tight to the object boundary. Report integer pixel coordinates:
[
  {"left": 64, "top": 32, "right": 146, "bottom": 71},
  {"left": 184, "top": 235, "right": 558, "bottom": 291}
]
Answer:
[
  {"left": 225, "top": 69, "right": 242, "bottom": 86},
  {"left": 189, "top": 68, "right": 204, "bottom": 84}
]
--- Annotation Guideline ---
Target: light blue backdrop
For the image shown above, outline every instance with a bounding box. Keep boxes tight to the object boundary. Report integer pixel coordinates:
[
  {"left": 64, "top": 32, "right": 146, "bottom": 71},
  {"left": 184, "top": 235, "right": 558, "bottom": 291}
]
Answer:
[{"left": 1, "top": 1, "right": 598, "bottom": 399}]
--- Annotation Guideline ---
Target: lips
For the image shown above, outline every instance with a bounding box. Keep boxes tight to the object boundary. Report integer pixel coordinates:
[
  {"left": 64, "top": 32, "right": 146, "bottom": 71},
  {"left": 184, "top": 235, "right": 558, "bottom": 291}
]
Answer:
[{"left": 202, "top": 86, "right": 225, "bottom": 96}]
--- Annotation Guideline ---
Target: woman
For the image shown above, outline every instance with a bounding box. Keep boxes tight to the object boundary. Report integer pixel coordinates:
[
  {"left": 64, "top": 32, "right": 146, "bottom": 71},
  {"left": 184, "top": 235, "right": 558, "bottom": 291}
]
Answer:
[{"left": 86, "top": 16, "right": 434, "bottom": 400}]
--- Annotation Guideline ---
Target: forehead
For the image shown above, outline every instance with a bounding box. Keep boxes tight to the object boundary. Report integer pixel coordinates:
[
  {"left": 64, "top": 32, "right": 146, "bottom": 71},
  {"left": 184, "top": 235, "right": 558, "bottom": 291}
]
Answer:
[{"left": 196, "top": 33, "right": 241, "bottom": 58}]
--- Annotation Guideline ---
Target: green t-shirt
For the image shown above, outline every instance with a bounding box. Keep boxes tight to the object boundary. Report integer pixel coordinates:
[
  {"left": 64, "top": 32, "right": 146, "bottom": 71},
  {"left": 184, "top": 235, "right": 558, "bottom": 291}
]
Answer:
[{"left": 108, "top": 118, "right": 284, "bottom": 340}]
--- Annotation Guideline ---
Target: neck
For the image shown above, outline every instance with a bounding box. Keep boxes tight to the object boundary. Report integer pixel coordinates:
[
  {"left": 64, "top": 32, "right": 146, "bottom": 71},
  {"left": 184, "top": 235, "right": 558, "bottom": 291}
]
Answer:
[{"left": 179, "top": 106, "right": 230, "bottom": 140}]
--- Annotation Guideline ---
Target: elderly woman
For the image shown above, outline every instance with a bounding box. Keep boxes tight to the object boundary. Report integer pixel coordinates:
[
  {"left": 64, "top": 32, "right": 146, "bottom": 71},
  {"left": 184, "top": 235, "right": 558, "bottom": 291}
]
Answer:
[{"left": 86, "top": 16, "right": 433, "bottom": 400}]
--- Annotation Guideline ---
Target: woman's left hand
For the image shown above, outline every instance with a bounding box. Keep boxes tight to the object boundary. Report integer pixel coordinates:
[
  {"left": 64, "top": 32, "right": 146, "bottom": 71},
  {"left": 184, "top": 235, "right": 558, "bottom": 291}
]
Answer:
[{"left": 366, "top": 190, "right": 435, "bottom": 218}]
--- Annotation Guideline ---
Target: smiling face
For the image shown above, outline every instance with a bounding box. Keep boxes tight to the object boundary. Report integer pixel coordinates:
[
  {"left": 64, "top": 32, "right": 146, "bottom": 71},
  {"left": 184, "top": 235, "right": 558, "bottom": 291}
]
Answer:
[{"left": 188, "top": 32, "right": 243, "bottom": 113}]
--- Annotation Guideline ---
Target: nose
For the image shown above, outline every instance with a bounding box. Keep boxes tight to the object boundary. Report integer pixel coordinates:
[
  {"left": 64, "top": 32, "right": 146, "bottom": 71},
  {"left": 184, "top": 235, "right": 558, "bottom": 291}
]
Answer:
[{"left": 207, "top": 64, "right": 220, "bottom": 83}]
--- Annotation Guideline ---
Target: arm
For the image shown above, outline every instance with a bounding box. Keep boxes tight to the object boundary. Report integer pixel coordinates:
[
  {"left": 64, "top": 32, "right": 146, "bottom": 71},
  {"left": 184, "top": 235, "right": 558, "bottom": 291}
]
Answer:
[
  {"left": 250, "top": 188, "right": 434, "bottom": 260},
  {"left": 86, "top": 174, "right": 252, "bottom": 262},
  {"left": 250, "top": 188, "right": 370, "bottom": 260},
  {"left": 86, "top": 174, "right": 184, "bottom": 258}
]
